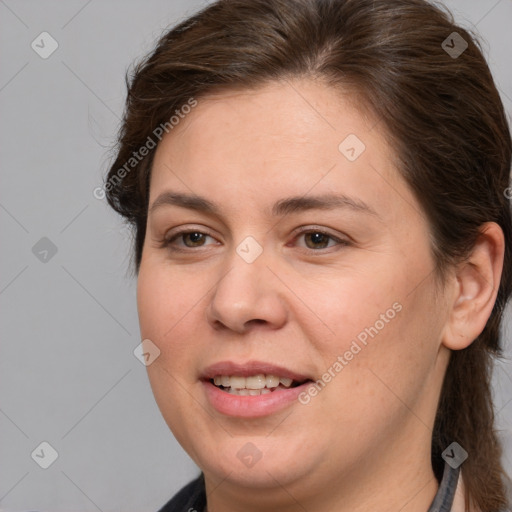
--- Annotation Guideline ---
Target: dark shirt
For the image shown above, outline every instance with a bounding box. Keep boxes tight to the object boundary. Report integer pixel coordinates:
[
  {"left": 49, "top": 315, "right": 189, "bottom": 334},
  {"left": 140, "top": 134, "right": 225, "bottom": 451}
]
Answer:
[
  {"left": 158, "top": 473, "right": 206, "bottom": 512},
  {"left": 157, "top": 461, "right": 461, "bottom": 512}
]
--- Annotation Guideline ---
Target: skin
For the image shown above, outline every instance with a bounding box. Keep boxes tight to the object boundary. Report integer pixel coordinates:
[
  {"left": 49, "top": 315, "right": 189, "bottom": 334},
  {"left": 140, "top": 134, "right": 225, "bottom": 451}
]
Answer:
[{"left": 136, "top": 78, "right": 504, "bottom": 512}]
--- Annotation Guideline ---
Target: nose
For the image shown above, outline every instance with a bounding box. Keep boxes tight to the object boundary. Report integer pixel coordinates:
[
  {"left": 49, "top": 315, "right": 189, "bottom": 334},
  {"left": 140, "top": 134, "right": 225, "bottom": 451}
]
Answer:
[{"left": 205, "top": 249, "right": 288, "bottom": 334}]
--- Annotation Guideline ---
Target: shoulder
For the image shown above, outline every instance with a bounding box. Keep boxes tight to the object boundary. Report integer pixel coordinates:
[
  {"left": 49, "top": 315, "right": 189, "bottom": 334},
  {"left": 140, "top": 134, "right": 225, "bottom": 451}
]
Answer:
[{"left": 157, "top": 473, "right": 206, "bottom": 512}]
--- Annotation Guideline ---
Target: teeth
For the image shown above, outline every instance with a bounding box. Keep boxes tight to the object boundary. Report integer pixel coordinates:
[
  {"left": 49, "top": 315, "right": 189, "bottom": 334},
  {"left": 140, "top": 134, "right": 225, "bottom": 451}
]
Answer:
[
  {"left": 229, "top": 376, "right": 246, "bottom": 389},
  {"left": 212, "top": 373, "right": 299, "bottom": 392},
  {"left": 266, "top": 375, "right": 280, "bottom": 388},
  {"left": 246, "top": 374, "right": 266, "bottom": 389},
  {"left": 279, "top": 377, "right": 293, "bottom": 388}
]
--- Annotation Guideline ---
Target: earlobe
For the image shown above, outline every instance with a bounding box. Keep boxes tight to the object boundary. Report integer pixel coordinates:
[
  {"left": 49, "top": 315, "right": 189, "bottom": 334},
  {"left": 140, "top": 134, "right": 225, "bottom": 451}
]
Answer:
[{"left": 442, "top": 222, "right": 505, "bottom": 351}]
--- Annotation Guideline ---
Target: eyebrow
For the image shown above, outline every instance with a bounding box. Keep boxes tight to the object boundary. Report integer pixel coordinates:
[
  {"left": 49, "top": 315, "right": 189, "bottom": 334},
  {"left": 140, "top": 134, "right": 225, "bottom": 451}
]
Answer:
[{"left": 148, "top": 191, "right": 379, "bottom": 218}]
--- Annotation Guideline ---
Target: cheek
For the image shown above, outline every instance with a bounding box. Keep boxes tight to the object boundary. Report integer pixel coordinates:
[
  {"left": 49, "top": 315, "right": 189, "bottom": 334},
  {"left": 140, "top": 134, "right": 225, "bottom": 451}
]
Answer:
[
  {"left": 304, "top": 269, "right": 402, "bottom": 347},
  {"left": 137, "top": 268, "right": 168, "bottom": 342},
  {"left": 137, "top": 262, "right": 203, "bottom": 339},
  {"left": 136, "top": 264, "right": 203, "bottom": 390},
  {"left": 307, "top": 259, "right": 439, "bottom": 394},
  {"left": 136, "top": 265, "right": 208, "bottom": 442},
  {"left": 315, "top": 277, "right": 442, "bottom": 428}
]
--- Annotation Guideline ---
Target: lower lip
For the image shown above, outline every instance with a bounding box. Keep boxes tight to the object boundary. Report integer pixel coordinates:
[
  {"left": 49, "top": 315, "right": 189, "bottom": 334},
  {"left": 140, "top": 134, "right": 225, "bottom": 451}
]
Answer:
[{"left": 203, "top": 380, "right": 311, "bottom": 418}]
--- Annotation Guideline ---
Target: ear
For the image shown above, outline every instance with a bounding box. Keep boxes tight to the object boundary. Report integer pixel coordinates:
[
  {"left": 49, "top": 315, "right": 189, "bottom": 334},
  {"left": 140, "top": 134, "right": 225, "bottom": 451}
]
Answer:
[{"left": 442, "top": 222, "right": 505, "bottom": 351}]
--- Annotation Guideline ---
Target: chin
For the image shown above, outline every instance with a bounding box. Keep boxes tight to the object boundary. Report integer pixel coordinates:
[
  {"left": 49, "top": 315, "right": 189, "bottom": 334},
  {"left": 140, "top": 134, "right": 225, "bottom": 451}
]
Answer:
[
  {"left": 205, "top": 457, "right": 305, "bottom": 489},
  {"left": 195, "top": 435, "right": 318, "bottom": 489}
]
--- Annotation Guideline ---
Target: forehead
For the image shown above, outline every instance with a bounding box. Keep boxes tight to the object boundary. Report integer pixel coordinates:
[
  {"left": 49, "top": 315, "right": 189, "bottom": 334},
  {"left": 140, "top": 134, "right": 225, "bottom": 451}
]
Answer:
[
  {"left": 155, "top": 79, "right": 379, "bottom": 164},
  {"left": 148, "top": 79, "right": 417, "bottom": 223}
]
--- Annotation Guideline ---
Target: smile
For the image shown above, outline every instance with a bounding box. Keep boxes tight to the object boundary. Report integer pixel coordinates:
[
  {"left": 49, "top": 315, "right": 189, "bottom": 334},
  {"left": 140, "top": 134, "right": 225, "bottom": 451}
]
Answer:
[
  {"left": 201, "top": 361, "right": 314, "bottom": 418},
  {"left": 211, "top": 374, "right": 304, "bottom": 396}
]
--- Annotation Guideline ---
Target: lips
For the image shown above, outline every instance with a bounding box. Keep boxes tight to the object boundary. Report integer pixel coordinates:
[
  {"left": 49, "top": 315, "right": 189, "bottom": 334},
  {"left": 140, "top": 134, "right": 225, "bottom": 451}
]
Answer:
[{"left": 200, "top": 361, "right": 314, "bottom": 418}]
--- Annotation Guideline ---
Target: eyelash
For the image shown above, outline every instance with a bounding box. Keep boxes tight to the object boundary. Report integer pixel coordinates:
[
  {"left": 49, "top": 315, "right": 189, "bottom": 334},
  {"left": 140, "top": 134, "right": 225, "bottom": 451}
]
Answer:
[{"left": 159, "top": 227, "right": 350, "bottom": 253}]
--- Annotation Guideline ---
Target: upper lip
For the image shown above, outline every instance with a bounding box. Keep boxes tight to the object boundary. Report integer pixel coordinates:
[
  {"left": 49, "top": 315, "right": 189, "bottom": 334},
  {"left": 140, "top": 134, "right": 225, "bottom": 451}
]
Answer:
[{"left": 201, "top": 361, "right": 312, "bottom": 382}]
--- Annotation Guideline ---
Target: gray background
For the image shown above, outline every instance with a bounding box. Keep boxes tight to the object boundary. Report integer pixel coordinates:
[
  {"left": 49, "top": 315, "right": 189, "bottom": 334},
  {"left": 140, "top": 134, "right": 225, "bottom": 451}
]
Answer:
[{"left": 0, "top": 1, "right": 511, "bottom": 511}]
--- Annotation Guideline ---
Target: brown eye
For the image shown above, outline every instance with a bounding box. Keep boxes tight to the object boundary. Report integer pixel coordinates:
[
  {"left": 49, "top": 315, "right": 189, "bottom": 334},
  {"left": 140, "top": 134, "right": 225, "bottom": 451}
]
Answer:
[
  {"left": 304, "top": 232, "right": 332, "bottom": 249},
  {"left": 293, "top": 229, "right": 347, "bottom": 251},
  {"left": 162, "top": 230, "right": 217, "bottom": 251},
  {"left": 181, "top": 232, "right": 207, "bottom": 247}
]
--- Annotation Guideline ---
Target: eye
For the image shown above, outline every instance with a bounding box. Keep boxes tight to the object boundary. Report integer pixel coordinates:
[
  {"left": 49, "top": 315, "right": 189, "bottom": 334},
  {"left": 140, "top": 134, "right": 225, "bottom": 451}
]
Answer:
[
  {"left": 162, "top": 230, "right": 217, "bottom": 250},
  {"left": 292, "top": 229, "right": 348, "bottom": 251}
]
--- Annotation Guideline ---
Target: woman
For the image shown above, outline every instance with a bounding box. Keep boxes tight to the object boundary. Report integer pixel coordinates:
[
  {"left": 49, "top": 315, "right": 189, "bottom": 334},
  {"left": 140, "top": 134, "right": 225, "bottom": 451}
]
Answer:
[{"left": 105, "top": 0, "right": 512, "bottom": 510}]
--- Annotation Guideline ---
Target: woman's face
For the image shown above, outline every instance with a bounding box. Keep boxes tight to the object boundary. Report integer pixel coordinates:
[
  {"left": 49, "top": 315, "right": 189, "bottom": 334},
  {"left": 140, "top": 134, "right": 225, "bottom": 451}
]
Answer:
[{"left": 137, "top": 79, "right": 451, "bottom": 501}]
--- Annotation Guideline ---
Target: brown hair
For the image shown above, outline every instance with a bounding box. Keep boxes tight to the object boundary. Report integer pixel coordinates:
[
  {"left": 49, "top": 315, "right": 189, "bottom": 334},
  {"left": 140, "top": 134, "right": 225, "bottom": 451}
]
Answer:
[{"left": 105, "top": 0, "right": 512, "bottom": 509}]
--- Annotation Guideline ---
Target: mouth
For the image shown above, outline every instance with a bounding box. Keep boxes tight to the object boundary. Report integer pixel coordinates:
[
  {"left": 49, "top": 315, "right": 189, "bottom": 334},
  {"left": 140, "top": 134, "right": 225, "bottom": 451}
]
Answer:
[
  {"left": 209, "top": 374, "right": 309, "bottom": 396},
  {"left": 201, "top": 361, "right": 314, "bottom": 417}
]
